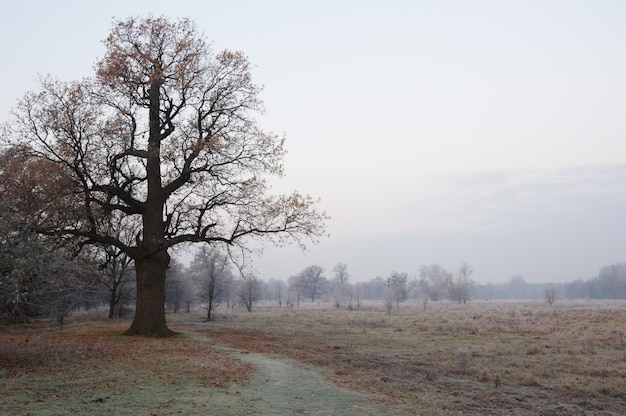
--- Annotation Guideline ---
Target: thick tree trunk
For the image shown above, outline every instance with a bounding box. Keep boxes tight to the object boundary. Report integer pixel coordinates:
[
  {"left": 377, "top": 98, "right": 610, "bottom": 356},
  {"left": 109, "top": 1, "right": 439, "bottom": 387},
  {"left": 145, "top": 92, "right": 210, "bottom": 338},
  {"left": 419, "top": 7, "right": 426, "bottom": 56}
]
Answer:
[
  {"left": 124, "top": 74, "right": 173, "bottom": 337},
  {"left": 124, "top": 251, "right": 174, "bottom": 337}
]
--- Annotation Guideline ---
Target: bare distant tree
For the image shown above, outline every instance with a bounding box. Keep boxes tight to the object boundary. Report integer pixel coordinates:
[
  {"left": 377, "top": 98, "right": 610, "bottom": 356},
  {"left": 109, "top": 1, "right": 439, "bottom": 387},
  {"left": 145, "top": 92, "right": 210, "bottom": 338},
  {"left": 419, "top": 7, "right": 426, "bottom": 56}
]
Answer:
[
  {"left": 386, "top": 271, "right": 408, "bottom": 308},
  {"left": 296, "top": 265, "right": 327, "bottom": 303},
  {"left": 191, "top": 246, "right": 233, "bottom": 320},
  {"left": 419, "top": 264, "right": 452, "bottom": 302},
  {"left": 165, "top": 259, "right": 194, "bottom": 313},
  {"left": 88, "top": 214, "right": 140, "bottom": 318},
  {"left": 265, "top": 279, "right": 286, "bottom": 306},
  {"left": 96, "top": 245, "right": 135, "bottom": 319},
  {"left": 332, "top": 262, "right": 350, "bottom": 308},
  {"left": 238, "top": 275, "right": 262, "bottom": 312},
  {"left": 334, "top": 262, "right": 350, "bottom": 284},
  {"left": 448, "top": 262, "right": 474, "bottom": 304},
  {"left": 286, "top": 275, "right": 302, "bottom": 307}
]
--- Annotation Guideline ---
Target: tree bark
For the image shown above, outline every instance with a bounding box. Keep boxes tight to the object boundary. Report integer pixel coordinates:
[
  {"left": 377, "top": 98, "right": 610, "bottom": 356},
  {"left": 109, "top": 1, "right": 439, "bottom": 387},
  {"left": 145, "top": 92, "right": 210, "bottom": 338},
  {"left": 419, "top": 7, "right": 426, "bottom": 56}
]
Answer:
[
  {"left": 206, "top": 298, "right": 213, "bottom": 321},
  {"left": 124, "top": 251, "right": 174, "bottom": 337},
  {"left": 123, "top": 76, "right": 175, "bottom": 337}
]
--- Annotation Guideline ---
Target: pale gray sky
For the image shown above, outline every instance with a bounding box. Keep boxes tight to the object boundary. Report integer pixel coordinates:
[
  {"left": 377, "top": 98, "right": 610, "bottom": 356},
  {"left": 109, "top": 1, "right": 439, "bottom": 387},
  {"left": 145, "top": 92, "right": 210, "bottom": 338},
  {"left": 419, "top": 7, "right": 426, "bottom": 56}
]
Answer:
[{"left": 2, "top": 1, "right": 625, "bottom": 283}]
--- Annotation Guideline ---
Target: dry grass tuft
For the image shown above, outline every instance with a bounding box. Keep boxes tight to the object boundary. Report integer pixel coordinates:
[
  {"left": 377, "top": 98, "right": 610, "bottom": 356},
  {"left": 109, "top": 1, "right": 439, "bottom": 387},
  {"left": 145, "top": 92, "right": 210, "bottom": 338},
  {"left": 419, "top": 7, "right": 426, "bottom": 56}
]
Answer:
[{"left": 455, "top": 347, "right": 473, "bottom": 373}]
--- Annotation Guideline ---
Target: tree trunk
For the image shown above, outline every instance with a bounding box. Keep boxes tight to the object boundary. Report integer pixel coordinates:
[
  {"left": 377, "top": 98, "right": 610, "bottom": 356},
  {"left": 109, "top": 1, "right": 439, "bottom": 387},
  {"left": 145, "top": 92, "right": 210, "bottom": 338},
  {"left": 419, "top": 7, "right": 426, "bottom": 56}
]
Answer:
[
  {"left": 124, "top": 251, "right": 174, "bottom": 337},
  {"left": 108, "top": 279, "right": 120, "bottom": 319},
  {"left": 108, "top": 287, "right": 116, "bottom": 319},
  {"left": 123, "top": 76, "right": 173, "bottom": 337},
  {"left": 206, "top": 297, "right": 213, "bottom": 321}
]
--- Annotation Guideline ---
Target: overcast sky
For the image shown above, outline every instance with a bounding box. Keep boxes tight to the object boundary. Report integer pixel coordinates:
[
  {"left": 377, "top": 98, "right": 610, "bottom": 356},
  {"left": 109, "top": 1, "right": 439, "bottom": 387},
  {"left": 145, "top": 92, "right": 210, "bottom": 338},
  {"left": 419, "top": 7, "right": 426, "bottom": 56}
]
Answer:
[{"left": 1, "top": 1, "right": 625, "bottom": 283}]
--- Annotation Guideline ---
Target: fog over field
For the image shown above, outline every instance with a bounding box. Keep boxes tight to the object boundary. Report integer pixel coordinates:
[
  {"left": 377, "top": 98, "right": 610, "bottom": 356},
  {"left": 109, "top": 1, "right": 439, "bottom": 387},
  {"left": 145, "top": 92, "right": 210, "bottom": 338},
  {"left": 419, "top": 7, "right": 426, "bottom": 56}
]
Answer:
[
  {"left": 2, "top": 1, "right": 625, "bottom": 283},
  {"left": 257, "top": 163, "right": 626, "bottom": 283}
]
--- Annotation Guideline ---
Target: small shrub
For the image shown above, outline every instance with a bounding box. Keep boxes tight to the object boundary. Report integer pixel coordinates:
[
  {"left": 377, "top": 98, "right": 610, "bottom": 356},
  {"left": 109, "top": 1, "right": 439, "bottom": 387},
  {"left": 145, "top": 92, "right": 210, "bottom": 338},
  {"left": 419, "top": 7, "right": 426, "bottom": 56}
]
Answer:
[{"left": 455, "top": 347, "right": 473, "bottom": 374}]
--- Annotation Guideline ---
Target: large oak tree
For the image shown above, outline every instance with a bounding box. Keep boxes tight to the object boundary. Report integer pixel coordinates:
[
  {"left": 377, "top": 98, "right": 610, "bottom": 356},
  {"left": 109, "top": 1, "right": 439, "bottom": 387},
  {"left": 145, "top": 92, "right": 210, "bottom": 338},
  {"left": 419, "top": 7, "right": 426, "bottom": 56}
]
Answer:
[{"left": 1, "top": 17, "right": 327, "bottom": 337}]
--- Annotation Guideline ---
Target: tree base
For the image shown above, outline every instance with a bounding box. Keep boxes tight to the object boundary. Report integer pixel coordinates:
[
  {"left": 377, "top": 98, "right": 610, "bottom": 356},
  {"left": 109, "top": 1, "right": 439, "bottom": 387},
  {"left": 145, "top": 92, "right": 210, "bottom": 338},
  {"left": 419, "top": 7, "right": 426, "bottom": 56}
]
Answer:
[
  {"left": 123, "top": 327, "right": 178, "bottom": 338},
  {"left": 123, "top": 319, "right": 177, "bottom": 338}
]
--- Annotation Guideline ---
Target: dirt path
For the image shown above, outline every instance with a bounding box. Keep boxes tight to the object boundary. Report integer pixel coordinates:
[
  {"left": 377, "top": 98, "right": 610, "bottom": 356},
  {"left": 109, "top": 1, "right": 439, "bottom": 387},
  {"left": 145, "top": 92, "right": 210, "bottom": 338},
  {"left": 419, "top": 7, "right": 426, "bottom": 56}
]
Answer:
[
  {"left": 220, "top": 348, "right": 392, "bottom": 415},
  {"left": 186, "top": 329, "right": 398, "bottom": 415}
]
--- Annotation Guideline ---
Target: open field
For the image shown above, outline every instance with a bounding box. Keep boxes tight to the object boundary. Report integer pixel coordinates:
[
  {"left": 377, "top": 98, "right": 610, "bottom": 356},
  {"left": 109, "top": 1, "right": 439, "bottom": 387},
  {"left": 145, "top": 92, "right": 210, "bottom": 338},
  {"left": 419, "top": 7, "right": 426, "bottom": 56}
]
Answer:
[
  {"left": 1, "top": 300, "right": 625, "bottom": 415},
  {"left": 196, "top": 300, "right": 626, "bottom": 415}
]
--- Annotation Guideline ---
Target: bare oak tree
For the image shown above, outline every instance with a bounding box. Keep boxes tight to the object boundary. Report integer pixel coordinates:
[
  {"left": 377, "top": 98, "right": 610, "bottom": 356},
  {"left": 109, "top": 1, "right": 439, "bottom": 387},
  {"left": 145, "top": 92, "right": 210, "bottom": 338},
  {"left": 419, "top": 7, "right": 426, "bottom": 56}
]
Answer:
[{"left": 1, "top": 17, "right": 327, "bottom": 336}]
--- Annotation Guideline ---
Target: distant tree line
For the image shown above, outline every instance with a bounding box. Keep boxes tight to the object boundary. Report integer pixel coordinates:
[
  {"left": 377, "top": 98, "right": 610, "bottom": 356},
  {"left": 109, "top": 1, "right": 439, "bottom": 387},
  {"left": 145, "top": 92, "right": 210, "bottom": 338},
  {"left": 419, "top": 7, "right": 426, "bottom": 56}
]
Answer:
[
  {"left": 271, "top": 261, "right": 477, "bottom": 311},
  {"left": 472, "top": 263, "right": 626, "bottom": 301},
  {"left": 2, "top": 202, "right": 624, "bottom": 324},
  {"left": 0, "top": 196, "right": 264, "bottom": 323}
]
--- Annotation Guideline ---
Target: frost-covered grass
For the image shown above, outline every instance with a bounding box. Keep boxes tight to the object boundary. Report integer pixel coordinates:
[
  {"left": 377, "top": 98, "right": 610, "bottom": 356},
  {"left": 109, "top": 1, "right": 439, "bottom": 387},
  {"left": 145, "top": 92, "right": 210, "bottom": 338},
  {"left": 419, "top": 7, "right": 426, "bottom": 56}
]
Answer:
[
  {"left": 205, "top": 300, "right": 626, "bottom": 415},
  {"left": 2, "top": 301, "right": 625, "bottom": 415},
  {"left": 0, "top": 318, "right": 252, "bottom": 415}
]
